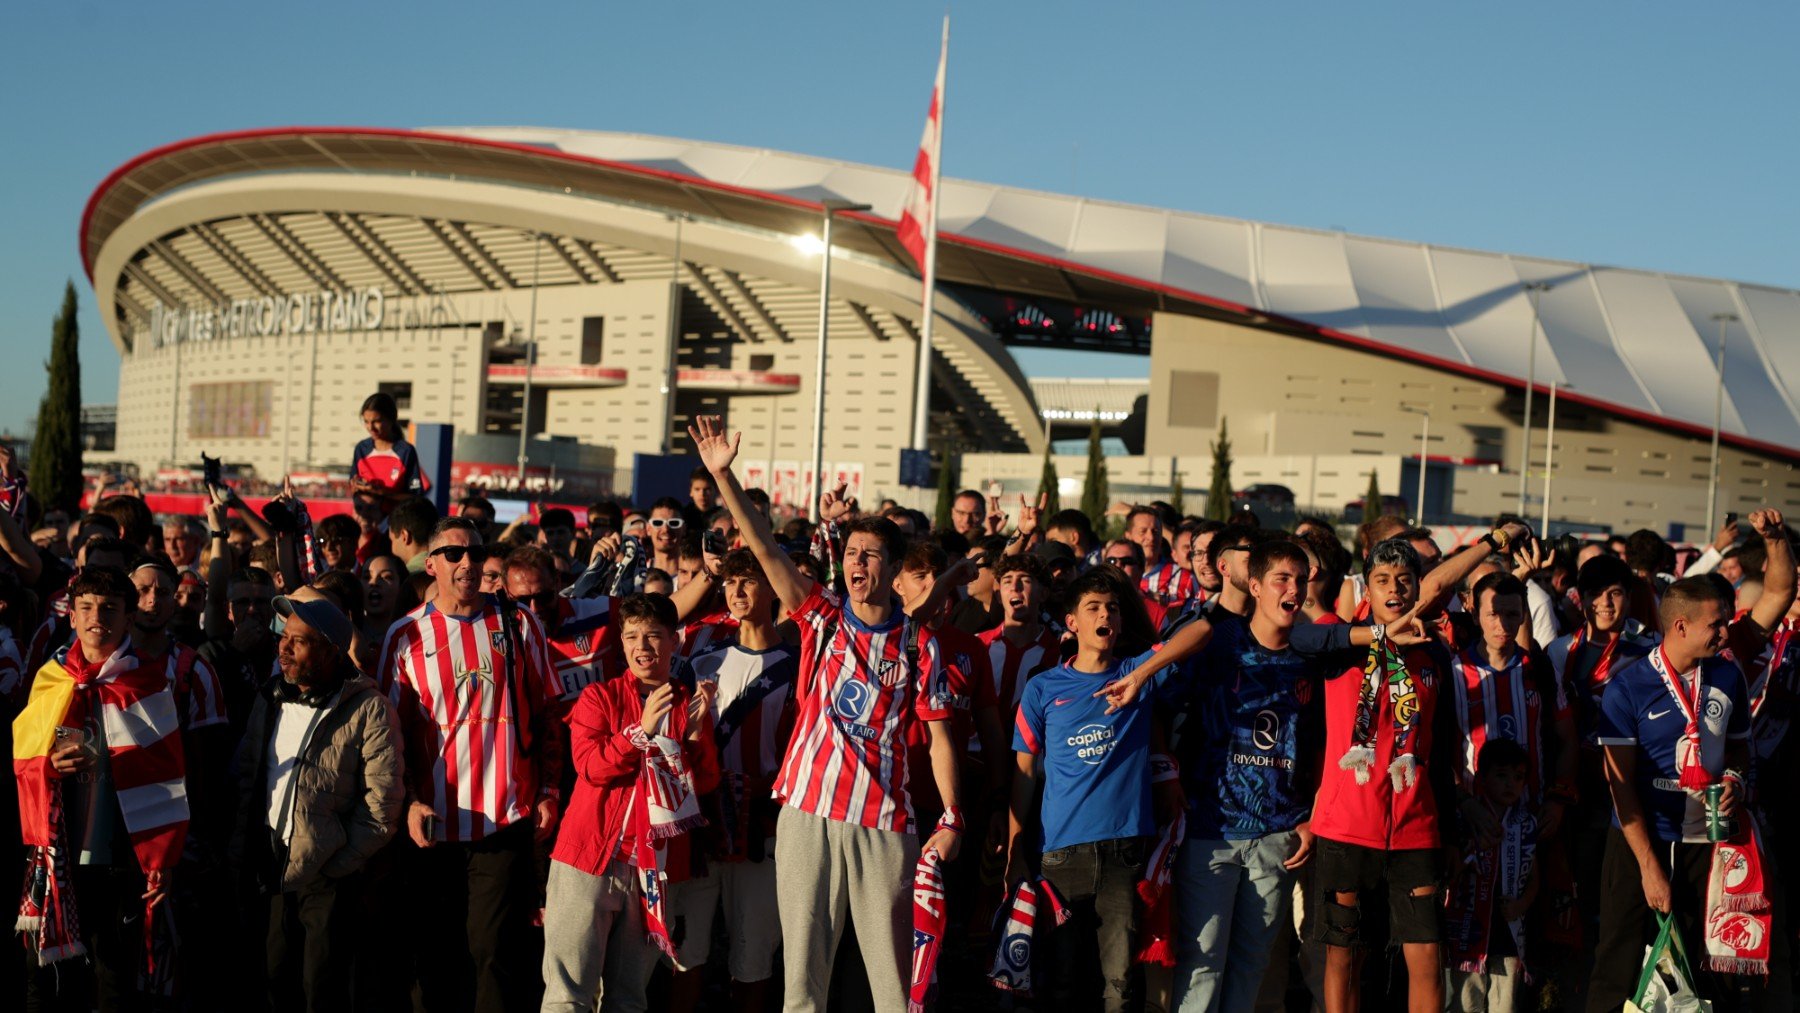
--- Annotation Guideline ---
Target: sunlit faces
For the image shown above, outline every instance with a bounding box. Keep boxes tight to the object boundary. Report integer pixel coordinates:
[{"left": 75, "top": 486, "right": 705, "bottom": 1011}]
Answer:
[
  {"left": 131, "top": 567, "right": 177, "bottom": 632},
  {"left": 1249, "top": 556, "right": 1304, "bottom": 629},
  {"left": 426, "top": 528, "right": 485, "bottom": 605},
  {"left": 277, "top": 614, "right": 332, "bottom": 687},
  {"left": 1584, "top": 583, "right": 1628, "bottom": 635},
  {"left": 1191, "top": 530, "right": 1221, "bottom": 592},
  {"left": 841, "top": 531, "right": 894, "bottom": 605},
  {"left": 504, "top": 564, "right": 558, "bottom": 619},
  {"left": 621, "top": 615, "right": 675, "bottom": 681},
  {"left": 998, "top": 569, "right": 1043, "bottom": 624},
  {"left": 1064, "top": 589, "right": 1121, "bottom": 655},
  {"left": 1126, "top": 512, "right": 1159, "bottom": 560},
  {"left": 689, "top": 477, "right": 716, "bottom": 513},
  {"left": 1102, "top": 546, "right": 1143, "bottom": 579},
  {"left": 893, "top": 566, "right": 933, "bottom": 610},
  {"left": 71, "top": 592, "right": 130, "bottom": 656},
  {"left": 1216, "top": 542, "right": 1253, "bottom": 593},
  {"left": 361, "top": 409, "right": 396, "bottom": 443},
  {"left": 951, "top": 493, "right": 984, "bottom": 537},
  {"left": 676, "top": 554, "right": 704, "bottom": 590},
  {"left": 1667, "top": 599, "right": 1730, "bottom": 661},
  {"left": 722, "top": 573, "right": 774, "bottom": 623},
  {"left": 1477, "top": 588, "right": 1526, "bottom": 652},
  {"left": 648, "top": 506, "right": 683, "bottom": 552},
  {"left": 478, "top": 553, "right": 506, "bottom": 595},
  {"left": 1365, "top": 562, "right": 1418, "bottom": 625},
  {"left": 1172, "top": 529, "right": 1195, "bottom": 573}
]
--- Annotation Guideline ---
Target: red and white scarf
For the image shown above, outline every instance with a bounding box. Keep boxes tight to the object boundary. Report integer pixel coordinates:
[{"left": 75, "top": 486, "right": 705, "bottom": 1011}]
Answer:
[
  {"left": 625, "top": 720, "right": 706, "bottom": 960},
  {"left": 987, "top": 877, "right": 1070, "bottom": 993},
  {"left": 909, "top": 846, "right": 948, "bottom": 1013},
  {"left": 14, "top": 640, "right": 188, "bottom": 976},
  {"left": 1648, "top": 648, "right": 1714, "bottom": 791},
  {"left": 1452, "top": 648, "right": 1544, "bottom": 800},
  {"left": 1135, "top": 810, "right": 1186, "bottom": 967},
  {"left": 1705, "top": 816, "right": 1772, "bottom": 976},
  {"left": 1569, "top": 624, "right": 1622, "bottom": 693},
  {"left": 1447, "top": 801, "right": 1537, "bottom": 980}
]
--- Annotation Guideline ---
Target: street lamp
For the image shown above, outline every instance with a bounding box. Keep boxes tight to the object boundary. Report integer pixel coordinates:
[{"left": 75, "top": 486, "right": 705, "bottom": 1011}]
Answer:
[
  {"left": 1518, "top": 280, "right": 1554, "bottom": 508},
  {"left": 804, "top": 200, "right": 871, "bottom": 523},
  {"left": 516, "top": 232, "right": 544, "bottom": 487},
  {"left": 1706, "top": 312, "right": 1738, "bottom": 535},
  {"left": 1400, "top": 406, "right": 1429, "bottom": 524}
]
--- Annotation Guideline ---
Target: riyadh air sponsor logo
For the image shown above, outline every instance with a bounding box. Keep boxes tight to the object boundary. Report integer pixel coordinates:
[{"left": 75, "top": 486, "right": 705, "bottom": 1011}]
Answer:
[
  {"left": 1252, "top": 709, "right": 1280, "bottom": 751},
  {"left": 1067, "top": 724, "right": 1116, "bottom": 764}
]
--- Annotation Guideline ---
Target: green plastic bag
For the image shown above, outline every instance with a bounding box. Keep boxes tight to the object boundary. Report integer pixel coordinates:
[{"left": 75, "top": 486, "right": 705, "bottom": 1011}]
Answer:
[{"left": 1626, "top": 912, "right": 1712, "bottom": 1012}]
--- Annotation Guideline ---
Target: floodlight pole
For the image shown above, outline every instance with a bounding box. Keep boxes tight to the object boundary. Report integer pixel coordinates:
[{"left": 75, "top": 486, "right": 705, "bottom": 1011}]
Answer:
[
  {"left": 808, "top": 201, "right": 871, "bottom": 523},
  {"left": 1518, "top": 280, "right": 1553, "bottom": 509},
  {"left": 1401, "top": 406, "right": 1429, "bottom": 524},
  {"left": 1542, "top": 381, "right": 1561, "bottom": 537},
  {"left": 516, "top": 232, "right": 543, "bottom": 486},
  {"left": 1706, "top": 312, "right": 1738, "bottom": 535}
]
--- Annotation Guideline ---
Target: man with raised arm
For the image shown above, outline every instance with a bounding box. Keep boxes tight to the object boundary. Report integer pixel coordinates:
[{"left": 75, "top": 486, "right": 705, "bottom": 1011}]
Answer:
[{"left": 689, "top": 415, "right": 968, "bottom": 1013}]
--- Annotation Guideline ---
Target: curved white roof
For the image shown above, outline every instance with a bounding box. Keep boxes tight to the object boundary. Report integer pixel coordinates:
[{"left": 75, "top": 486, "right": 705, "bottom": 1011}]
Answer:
[{"left": 443, "top": 127, "right": 1800, "bottom": 454}]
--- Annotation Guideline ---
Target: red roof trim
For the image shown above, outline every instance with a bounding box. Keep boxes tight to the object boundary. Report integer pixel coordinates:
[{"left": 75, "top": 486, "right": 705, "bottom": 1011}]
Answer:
[{"left": 80, "top": 126, "right": 1797, "bottom": 462}]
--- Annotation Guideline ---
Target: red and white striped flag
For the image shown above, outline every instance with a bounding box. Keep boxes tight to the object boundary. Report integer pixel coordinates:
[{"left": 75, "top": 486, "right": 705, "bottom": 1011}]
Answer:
[{"left": 896, "top": 17, "right": 948, "bottom": 273}]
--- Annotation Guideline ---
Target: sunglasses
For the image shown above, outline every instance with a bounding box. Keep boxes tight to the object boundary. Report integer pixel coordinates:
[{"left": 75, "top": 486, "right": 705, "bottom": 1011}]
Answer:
[
  {"left": 648, "top": 517, "right": 685, "bottom": 530},
  {"left": 430, "top": 545, "right": 492, "bottom": 565},
  {"left": 1103, "top": 556, "right": 1139, "bottom": 566}
]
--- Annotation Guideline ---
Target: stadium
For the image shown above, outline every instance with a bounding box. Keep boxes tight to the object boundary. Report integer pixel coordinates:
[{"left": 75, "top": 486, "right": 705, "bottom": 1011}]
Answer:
[{"left": 80, "top": 125, "right": 1800, "bottom": 532}]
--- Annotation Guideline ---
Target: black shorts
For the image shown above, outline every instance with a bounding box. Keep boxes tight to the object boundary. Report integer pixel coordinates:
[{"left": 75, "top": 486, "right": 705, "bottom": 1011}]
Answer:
[{"left": 1311, "top": 837, "right": 1443, "bottom": 947}]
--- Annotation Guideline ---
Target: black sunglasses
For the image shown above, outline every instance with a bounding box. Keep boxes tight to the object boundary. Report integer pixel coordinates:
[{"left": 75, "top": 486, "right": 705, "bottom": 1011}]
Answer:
[{"left": 430, "top": 545, "right": 491, "bottom": 565}]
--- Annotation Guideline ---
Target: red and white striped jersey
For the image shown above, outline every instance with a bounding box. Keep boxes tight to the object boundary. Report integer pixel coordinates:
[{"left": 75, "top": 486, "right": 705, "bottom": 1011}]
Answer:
[
  {"left": 771, "top": 585, "right": 951, "bottom": 834},
  {"left": 542, "top": 596, "right": 623, "bottom": 704},
  {"left": 690, "top": 642, "right": 798, "bottom": 778},
  {"left": 146, "top": 641, "right": 229, "bottom": 731},
  {"left": 385, "top": 600, "right": 559, "bottom": 843},
  {"left": 1140, "top": 562, "right": 1202, "bottom": 607},
  {"left": 374, "top": 602, "right": 430, "bottom": 696},
  {"left": 978, "top": 625, "right": 1063, "bottom": 714},
  {"left": 679, "top": 610, "right": 739, "bottom": 659}
]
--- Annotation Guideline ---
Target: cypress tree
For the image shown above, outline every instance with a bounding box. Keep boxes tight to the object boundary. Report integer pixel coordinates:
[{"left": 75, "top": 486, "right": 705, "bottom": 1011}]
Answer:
[
  {"left": 30, "top": 281, "right": 84, "bottom": 513},
  {"left": 933, "top": 448, "right": 958, "bottom": 531},
  {"left": 1036, "top": 441, "right": 1061, "bottom": 516},
  {"left": 1364, "top": 469, "right": 1384, "bottom": 523},
  {"left": 1079, "top": 410, "right": 1108, "bottom": 530},
  {"left": 1204, "top": 418, "right": 1234, "bottom": 522},
  {"left": 1170, "top": 468, "right": 1186, "bottom": 516}
]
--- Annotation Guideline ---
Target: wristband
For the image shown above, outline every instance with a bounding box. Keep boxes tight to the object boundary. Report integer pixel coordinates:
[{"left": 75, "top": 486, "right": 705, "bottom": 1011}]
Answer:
[
  {"left": 935, "top": 807, "right": 965, "bottom": 836},
  {"left": 1150, "top": 753, "right": 1180, "bottom": 784},
  {"left": 210, "top": 530, "right": 227, "bottom": 539},
  {"left": 1723, "top": 768, "right": 1746, "bottom": 786}
]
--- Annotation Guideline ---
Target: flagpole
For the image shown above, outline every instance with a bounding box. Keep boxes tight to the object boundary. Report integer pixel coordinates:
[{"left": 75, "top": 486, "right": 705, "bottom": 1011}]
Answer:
[{"left": 910, "top": 16, "right": 948, "bottom": 453}]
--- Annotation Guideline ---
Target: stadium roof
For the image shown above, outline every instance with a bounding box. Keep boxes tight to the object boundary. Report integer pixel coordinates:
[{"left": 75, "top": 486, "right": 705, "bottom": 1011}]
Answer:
[{"left": 82, "top": 126, "right": 1800, "bottom": 459}]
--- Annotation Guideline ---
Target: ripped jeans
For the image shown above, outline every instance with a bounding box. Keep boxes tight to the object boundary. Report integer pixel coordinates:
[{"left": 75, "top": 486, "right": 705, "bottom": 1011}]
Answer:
[
  {"left": 1040, "top": 836, "right": 1147, "bottom": 1013},
  {"left": 1309, "top": 837, "right": 1443, "bottom": 948}
]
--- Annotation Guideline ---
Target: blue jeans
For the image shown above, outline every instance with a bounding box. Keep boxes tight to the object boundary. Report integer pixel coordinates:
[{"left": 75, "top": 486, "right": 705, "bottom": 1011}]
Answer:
[{"left": 1173, "top": 831, "right": 1300, "bottom": 1013}]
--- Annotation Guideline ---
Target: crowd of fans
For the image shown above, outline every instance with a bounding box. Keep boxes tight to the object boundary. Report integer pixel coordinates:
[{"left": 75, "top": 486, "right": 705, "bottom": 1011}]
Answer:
[{"left": 2, "top": 398, "right": 1798, "bottom": 1013}]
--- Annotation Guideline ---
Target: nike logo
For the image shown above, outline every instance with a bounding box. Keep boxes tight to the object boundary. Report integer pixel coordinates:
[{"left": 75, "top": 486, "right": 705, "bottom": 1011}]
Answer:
[
  {"left": 1052, "top": 698, "right": 1074, "bottom": 707},
  {"left": 1647, "top": 708, "right": 1671, "bottom": 721}
]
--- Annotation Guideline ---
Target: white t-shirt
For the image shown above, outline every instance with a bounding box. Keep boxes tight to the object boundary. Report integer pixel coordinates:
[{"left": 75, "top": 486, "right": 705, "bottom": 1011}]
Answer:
[{"left": 265, "top": 701, "right": 324, "bottom": 845}]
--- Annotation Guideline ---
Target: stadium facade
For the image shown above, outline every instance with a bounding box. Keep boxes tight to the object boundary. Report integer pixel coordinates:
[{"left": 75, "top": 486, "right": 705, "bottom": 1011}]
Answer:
[{"left": 81, "top": 126, "right": 1800, "bottom": 531}]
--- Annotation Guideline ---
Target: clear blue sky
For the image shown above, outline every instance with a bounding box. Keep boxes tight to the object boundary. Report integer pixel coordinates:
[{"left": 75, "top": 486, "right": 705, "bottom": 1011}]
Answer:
[{"left": 5, "top": 1, "right": 1797, "bottom": 437}]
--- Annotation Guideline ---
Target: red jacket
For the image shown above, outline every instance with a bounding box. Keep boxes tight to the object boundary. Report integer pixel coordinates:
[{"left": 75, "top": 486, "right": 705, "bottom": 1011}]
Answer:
[
  {"left": 550, "top": 674, "right": 719, "bottom": 878},
  {"left": 1310, "top": 631, "right": 1454, "bottom": 852}
]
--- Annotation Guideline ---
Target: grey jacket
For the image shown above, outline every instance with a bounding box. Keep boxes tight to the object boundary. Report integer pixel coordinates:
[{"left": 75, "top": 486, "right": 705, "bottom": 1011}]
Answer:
[{"left": 232, "top": 670, "right": 404, "bottom": 892}]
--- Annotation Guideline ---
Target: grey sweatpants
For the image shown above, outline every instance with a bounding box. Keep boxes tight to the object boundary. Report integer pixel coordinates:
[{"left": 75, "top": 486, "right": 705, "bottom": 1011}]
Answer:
[
  {"left": 774, "top": 806, "right": 918, "bottom": 1013},
  {"left": 539, "top": 860, "right": 660, "bottom": 1013}
]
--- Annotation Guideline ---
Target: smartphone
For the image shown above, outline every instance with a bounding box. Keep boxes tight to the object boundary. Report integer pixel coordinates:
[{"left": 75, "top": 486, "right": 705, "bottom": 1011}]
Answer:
[
  {"left": 702, "top": 529, "right": 727, "bottom": 557},
  {"left": 419, "top": 812, "right": 437, "bottom": 843},
  {"left": 201, "top": 453, "right": 222, "bottom": 491},
  {"left": 1725, "top": 512, "right": 1738, "bottom": 529}
]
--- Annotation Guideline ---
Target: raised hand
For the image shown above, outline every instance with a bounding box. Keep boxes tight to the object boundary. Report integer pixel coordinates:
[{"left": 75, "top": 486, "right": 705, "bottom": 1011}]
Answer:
[
  {"left": 1512, "top": 538, "right": 1554, "bottom": 580},
  {"left": 1016, "top": 492, "right": 1047, "bottom": 537},
  {"left": 984, "top": 494, "right": 1007, "bottom": 536},
  {"left": 687, "top": 415, "right": 741, "bottom": 475},
  {"left": 1751, "top": 509, "right": 1786, "bottom": 540},
  {"left": 641, "top": 681, "right": 677, "bottom": 736},
  {"left": 589, "top": 532, "right": 622, "bottom": 565},
  {"left": 820, "top": 482, "right": 854, "bottom": 523}
]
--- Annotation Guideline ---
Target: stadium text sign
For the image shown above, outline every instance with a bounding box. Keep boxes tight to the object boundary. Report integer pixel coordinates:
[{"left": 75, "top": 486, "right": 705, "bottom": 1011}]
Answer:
[{"left": 148, "top": 287, "right": 386, "bottom": 347}]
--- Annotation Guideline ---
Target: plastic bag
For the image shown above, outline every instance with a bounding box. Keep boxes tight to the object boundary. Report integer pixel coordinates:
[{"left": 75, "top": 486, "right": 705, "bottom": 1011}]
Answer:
[{"left": 1626, "top": 912, "right": 1713, "bottom": 1012}]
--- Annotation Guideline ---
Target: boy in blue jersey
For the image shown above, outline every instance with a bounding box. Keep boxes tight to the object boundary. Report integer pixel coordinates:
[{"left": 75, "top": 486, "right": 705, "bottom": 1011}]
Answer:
[
  {"left": 1589, "top": 516, "right": 1796, "bottom": 1013},
  {"left": 1006, "top": 569, "right": 1166, "bottom": 1013},
  {"left": 1137, "top": 540, "right": 1324, "bottom": 1012}
]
